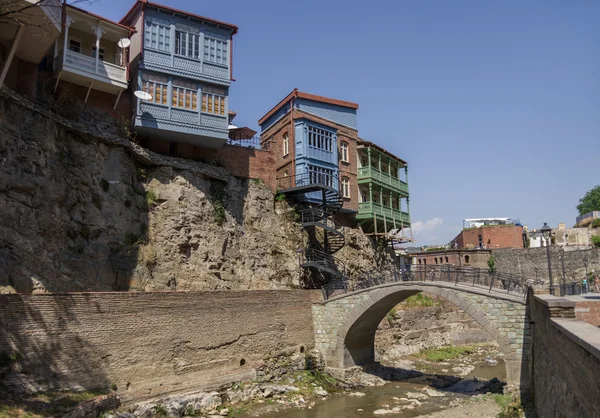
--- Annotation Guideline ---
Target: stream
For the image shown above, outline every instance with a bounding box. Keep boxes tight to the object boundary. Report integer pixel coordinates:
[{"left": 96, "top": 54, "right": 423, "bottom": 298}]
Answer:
[{"left": 242, "top": 354, "right": 506, "bottom": 418}]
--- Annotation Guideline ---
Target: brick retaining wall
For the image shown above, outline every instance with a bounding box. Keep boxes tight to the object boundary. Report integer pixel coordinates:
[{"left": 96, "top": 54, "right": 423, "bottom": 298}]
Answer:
[{"left": 0, "top": 290, "right": 320, "bottom": 402}]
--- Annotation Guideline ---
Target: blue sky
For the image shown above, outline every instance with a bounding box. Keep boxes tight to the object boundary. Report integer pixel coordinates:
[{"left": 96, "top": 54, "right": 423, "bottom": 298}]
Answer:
[{"left": 88, "top": 0, "right": 600, "bottom": 245}]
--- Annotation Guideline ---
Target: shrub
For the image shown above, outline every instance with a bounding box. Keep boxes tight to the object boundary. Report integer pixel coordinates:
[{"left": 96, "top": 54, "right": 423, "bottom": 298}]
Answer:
[
  {"left": 386, "top": 307, "right": 397, "bottom": 325},
  {"left": 592, "top": 219, "right": 600, "bottom": 228},
  {"left": 275, "top": 193, "right": 286, "bottom": 202},
  {"left": 210, "top": 181, "right": 227, "bottom": 226},
  {"left": 488, "top": 256, "right": 496, "bottom": 273},
  {"left": 592, "top": 236, "right": 600, "bottom": 248},
  {"left": 145, "top": 189, "right": 157, "bottom": 208}
]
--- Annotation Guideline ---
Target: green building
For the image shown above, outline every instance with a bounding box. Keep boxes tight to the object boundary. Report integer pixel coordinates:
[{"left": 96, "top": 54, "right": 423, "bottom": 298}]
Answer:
[{"left": 356, "top": 140, "right": 411, "bottom": 241}]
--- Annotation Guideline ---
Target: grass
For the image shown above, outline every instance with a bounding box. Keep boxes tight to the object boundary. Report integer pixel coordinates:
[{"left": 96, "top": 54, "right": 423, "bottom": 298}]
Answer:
[
  {"left": 400, "top": 293, "right": 438, "bottom": 308},
  {"left": 416, "top": 345, "right": 474, "bottom": 362},
  {"left": 386, "top": 307, "right": 397, "bottom": 325},
  {"left": 210, "top": 181, "right": 227, "bottom": 226},
  {"left": 146, "top": 189, "right": 157, "bottom": 208},
  {"left": 492, "top": 393, "right": 524, "bottom": 418}
]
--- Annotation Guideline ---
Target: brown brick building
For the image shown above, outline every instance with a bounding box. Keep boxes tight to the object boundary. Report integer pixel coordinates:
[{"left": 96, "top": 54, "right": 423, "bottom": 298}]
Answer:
[
  {"left": 452, "top": 225, "right": 524, "bottom": 250},
  {"left": 258, "top": 89, "right": 360, "bottom": 213},
  {"left": 413, "top": 249, "right": 492, "bottom": 268}
]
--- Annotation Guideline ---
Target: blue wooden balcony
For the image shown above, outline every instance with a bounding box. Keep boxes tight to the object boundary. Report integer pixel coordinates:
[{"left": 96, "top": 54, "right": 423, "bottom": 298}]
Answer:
[{"left": 142, "top": 49, "right": 230, "bottom": 86}]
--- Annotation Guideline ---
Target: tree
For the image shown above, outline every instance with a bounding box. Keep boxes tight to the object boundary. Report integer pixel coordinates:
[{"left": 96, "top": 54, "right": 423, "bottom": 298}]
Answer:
[{"left": 577, "top": 185, "right": 600, "bottom": 216}]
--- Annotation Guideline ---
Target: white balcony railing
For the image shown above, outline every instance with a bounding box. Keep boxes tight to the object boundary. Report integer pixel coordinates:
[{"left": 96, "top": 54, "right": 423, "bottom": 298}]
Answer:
[{"left": 64, "top": 50, "right": 127, "bottom": 84}]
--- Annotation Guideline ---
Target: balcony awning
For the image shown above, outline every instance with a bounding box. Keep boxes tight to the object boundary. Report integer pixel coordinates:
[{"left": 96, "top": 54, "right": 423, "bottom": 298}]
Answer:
[{"left": 228, "top": 126, "right": 257, "bottom": 140}]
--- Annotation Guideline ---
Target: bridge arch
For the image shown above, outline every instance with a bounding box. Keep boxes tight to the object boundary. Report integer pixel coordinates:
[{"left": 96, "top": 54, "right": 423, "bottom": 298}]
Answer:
[{"left": 312, "top": 281, "right": 530, "bottom": 389}]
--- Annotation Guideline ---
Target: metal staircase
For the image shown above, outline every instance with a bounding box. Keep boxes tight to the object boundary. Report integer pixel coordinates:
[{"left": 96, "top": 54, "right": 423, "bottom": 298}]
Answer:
[{"left": 276, "top": 171, "right": 347, "bottom": 286}]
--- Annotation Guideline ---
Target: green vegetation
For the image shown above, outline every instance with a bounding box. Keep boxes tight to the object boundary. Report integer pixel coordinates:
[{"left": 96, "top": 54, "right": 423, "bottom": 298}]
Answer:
[
  {"left": 400, "top": 293, "right": 437, "bottom": 308},
  {"left": 229, "top": 405, "right": 251, "bottom": 417},
  {"left": 251, "top": 178, "right": 264, "bottom": 185},
  {"left": 0, "top": 389, "right": 109, "bottom": 417},
  {"left": 463, "top": 224, "right": 516, "bottom": 231},
  {"left": 577, "top": 185, "right": 600, "bottom": 216},
  {"left": 592, "top": 218, "right": 600, "bottom": 228},
  {"left": 487, "top": 256, "right": 496, "bottom": 273},
  {"left": 0, "top": 351, "right": 18, "bottom": 367},
  {"left": 210, "top": 181, "right": 228, "bottom": 226},
  {"left": 275, "top": 193, "right": 287, "bottom": 202},
  {"left": 145, "top": 189, "right": 157, "bottom": 208},
  {"left": 100, "top": 178, "right": 109, "bottom": 192},
  {"left": 592, "top": 236, "right": 600, "bottom": 248},
  {"left": 492, "top": 393, "right": 525, "bottom": 418},
  {"left": 386, "top": 307, "right": 397, "bottom": 325},
  {"left": 152, "top": 405, "right": 168, "bottom": 416},
  {"left": 416, "top": 345, "right": 474, "bottom": 362},
  {"left": 91, "top": 194, "right": 103, "bottom": 210},
  {"left": 110, "top": 383, "right": 117, "bottom": 392},
  {"left": 425, "top": 247, "right": 446, "bottom": 252}
]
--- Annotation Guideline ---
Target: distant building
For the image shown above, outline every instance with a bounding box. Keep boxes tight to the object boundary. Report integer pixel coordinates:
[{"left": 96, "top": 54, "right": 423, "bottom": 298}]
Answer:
[
  {"left": 451, "top": 218, "right": 524, "bottom": 250},
  {"left": 413, "top": 249, "right": 491, "bottom": 269}
]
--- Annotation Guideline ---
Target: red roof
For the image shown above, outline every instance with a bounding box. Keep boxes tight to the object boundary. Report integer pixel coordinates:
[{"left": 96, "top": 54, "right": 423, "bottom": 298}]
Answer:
[
  {"left": 120, "top": 0, "right": 238, "bottom": 34},
  {"left": 258, "top": 88, "right": 359, "bottom": 125}
]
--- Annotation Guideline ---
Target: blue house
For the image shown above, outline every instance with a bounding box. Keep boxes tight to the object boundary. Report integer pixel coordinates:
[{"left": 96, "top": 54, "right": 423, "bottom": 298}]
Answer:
[
  {"left": 258, "top": 89, "right": 359, "bottom": 210},
  {"left": 120, "top": 0, "right": 237, "bottom": 149}
]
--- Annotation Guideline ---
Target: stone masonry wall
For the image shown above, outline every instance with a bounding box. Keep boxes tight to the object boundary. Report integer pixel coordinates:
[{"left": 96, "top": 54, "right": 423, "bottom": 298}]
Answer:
[
  {"left": 493, "top": 247, "right": 600, "bottom": 282},
  {"left": 0, "top": 290, "right": 320, "bottom": 402},
  {"left": 531, "top": 294, "right": 600, "bottom": 418},
  {"left": 312, "top": 282, "right": 529, "bottom": 389}
]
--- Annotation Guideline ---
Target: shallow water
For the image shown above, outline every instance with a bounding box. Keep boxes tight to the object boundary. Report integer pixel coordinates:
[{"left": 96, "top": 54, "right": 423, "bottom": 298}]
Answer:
[{"left": 245, "top": 359, "right": 506, "bottom": 418}]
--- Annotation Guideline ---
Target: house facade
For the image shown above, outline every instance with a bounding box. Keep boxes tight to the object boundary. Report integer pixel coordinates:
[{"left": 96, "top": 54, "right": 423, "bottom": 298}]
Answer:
[
  {"left": 356, "top": 140, "right": 410, "bottom": 238},
  {"left": 0, "top": 0, "right": 62, "bottom": 96},
  {"left": 120, "top": 0, "right": 238, "bottom": 149},
  {"left": 53, "top": 5, "right": 132, "bottom": 110},
  {"left": 258, "top": 89, "right": 360, "bottom": 213}
]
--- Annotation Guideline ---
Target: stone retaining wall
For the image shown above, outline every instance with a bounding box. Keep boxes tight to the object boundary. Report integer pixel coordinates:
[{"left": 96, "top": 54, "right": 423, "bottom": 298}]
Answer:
[
  {"left": 530, "top": 294, "right": 600, "bottom": 418},
  {"left": 0, "top": 290, "right": 320, "bottom": 402}
]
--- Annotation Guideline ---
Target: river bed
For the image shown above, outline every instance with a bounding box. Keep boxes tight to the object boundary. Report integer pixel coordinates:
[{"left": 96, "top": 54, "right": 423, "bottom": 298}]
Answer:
[{"left": 241, "top": 351, "right": 506, "bottom": 418}]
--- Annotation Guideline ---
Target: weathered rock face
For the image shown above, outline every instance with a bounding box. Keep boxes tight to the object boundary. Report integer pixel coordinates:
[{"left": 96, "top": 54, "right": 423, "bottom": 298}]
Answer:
[
  {"left": 0, "top": 89, "right": 386, "bottom": 293},
  {"left": 132, "top": 170, "right": 305, "bottom": 291}
]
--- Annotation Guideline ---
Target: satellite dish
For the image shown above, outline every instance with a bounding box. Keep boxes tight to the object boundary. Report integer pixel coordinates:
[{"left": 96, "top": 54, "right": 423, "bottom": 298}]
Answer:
[
  {"left": 118, "top": 38, "right": 131, "bottom": 48},
  {"left": 228, "top": 124, "right": 238, "bottom": 130},
  {"left": 134, "top": 90, "right": 152, "bottom": 101}
]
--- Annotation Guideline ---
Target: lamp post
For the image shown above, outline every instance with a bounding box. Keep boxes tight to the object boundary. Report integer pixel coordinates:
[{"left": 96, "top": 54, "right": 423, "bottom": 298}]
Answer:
[{"left": 541, "top": 223, "right": 555, "bottom": 295}]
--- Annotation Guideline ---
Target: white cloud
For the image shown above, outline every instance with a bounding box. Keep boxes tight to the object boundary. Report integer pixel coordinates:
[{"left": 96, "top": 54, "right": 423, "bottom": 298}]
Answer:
[{"left": 411, "top": 217, "right": 444, "bottom": 234}]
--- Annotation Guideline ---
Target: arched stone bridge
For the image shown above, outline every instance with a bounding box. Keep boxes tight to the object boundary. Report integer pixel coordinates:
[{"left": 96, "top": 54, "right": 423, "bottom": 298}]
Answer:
[{"left": 312, "top": 281, "right": 530, "bottom": 389}]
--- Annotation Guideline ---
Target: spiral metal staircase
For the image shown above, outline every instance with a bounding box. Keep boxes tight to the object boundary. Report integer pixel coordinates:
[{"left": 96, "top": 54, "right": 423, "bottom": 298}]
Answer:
[{"left": 276, "top": 171, "right": 347, "bottom": 286}]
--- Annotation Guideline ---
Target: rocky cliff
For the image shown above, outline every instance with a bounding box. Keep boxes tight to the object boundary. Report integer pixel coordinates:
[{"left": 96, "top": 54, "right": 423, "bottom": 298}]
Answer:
[{"left": 0, "top": 88, "right": 381, "bottom": 293}]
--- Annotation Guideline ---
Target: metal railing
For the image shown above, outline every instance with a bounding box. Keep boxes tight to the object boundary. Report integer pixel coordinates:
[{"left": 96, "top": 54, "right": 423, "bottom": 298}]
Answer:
[
  {"left": 357, "top": 201, "right": 410, "bottom": 224},
  {"left": 301, "top": 208, "right": 343, "bottom": 231},
  {"left": 322, "top": 265, "right": 540, "bottom": 300},
  {"left": 277, "top": 171, "right": 340, "bottom": 192},
  {"left": 357, "top": 166, "right": 409, "bottom": 194},
  {"left": 303, "top": 248, "right": 346, "bottom": 277},
  {"left": 321, "top": 279, "right": 348, "bottom": 300},
  {"left": 226, "top": 134, "right": 261, "bottom": 149},
  {"left": 63, "top": 50, "right": 127, "bottom": 83}
]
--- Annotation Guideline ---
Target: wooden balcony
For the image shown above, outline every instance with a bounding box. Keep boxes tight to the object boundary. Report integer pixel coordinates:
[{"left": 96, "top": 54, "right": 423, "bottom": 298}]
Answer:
[
  {"left": 358, "top": 166, "right": 408, "bottom": 195},
  {"left": 356, "top": 201, "right": 410, "bottom": 226}
]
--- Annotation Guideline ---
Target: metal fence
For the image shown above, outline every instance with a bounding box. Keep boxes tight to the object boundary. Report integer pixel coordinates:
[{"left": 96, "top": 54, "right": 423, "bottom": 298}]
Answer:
[{"left": 321, "top": 265, "right": 539, "bottom": 301}]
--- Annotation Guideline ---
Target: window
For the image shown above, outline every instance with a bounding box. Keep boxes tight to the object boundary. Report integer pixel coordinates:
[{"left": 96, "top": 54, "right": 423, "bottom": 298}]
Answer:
[
  {"left": 435, "top": 258, "right": 438, "bottom": 264},
  {"left": 92, "top": 46, "right": 105, "bottom": 61},
  {"left": 342, "top": 177, "right": 350, "bottom": 198},
  {"left": 202, "top": 85, "right": 226, "bottom": 115},
  {"left": 172, "top": 78, "right": 198, "bottom": 111},
  {"left": 382, "top": 197, "right": 388, "bottom": 206},
  {"left": 478, "top": 234, "right": 483, "bottom": 248},
  {"left": 204, "top": 36, "right": 228, "bottom": 65},
  {"left": 145, "top": 22, "right": 170, "bottom": 52},
  {"left": 307, "top": 126, "right": 333, "bottom": 152},
  {"left": 361, "top": 157, "right": 367, "bottom": 167},
  {"left": 69, "top": 39, "right": 81, "bottom": 53},
  {"left": 283, "top": 133, "right": 289, "bottom": 156},
  {"left": 465, "top": 255, "right": 470, "bottom": 264},
  {"left": 361, "top": 191, "right": 368, "bottom": 202},
  {"left": 445, "top": 256, "right": 449, "bottom": 263},
  {"left": 340, "top": 141, "right": 349, "bottom": 162},
  {"left": 142, "top": 73, "right": 168, "bottom": 105},
  {"left": 418, "top": 259, "right": 422, "bottom": 265},
  {"left": 175, "top": 31, "right": 200, "bottom": 59},
  {"left": 308, "top": 165, "right": 334, "bottom": 188}
]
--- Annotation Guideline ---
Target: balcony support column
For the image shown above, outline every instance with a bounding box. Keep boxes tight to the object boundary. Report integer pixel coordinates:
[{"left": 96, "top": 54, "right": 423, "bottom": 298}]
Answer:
[
  {"left": 378, "top": 151, "right": 382, "bottom": 172},
  {"left": 405, "top": 166, "right": 409, "bottom": 185},
  {"left": 0, "top": 25, "right": 24, "bottom": 88},
  {"left": 367, "top": 147, "right": 371, "bottom": 167},
  {"left": 92, "top": 25, "right": 104, "bottom": 75},
  {"left": 388, "top": 157, "right": 391, "bottom": 177},
  {"left": 368, "top": 182, "right": 372, "bottom": 203},
  {"left": 113, "top": 89, "right": 123, "bottom": 110}
]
